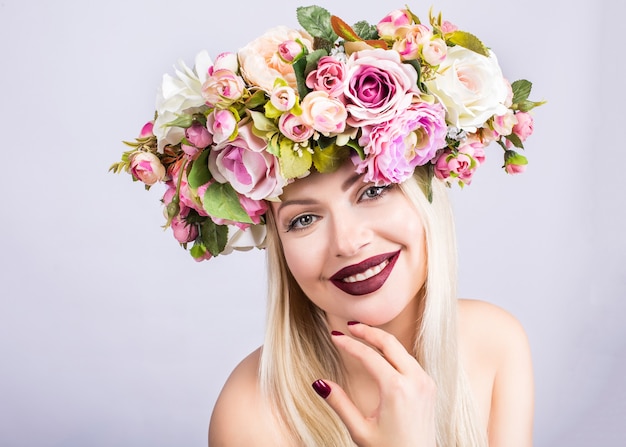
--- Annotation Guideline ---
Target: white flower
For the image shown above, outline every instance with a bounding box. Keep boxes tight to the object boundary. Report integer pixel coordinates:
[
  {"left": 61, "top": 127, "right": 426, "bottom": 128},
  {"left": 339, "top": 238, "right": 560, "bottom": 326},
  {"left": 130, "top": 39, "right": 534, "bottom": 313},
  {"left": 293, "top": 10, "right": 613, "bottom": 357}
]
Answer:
[
  {"left": 221, "top": 224, "right": 267, "bottom": 254},
  {"left": 426, "top": 46, "right": 508, "bottom": 132},
  {"left": 153, "top": 50, "right": 213, "bottom": 152}
]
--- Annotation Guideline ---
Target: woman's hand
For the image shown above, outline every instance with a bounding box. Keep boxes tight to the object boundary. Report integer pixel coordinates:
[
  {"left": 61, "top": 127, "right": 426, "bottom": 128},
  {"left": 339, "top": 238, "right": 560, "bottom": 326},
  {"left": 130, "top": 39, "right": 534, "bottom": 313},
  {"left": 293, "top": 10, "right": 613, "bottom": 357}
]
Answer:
[{"left": 312, "top": 323, "right": 437, "bottom": 447}]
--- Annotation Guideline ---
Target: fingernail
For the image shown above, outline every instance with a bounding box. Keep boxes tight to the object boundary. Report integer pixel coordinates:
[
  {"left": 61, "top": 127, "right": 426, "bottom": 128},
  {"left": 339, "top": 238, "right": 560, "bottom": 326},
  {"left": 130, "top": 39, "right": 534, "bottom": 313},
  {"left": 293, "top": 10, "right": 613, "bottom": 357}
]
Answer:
[
  {"left": 312, "top": 379, "right": 331, "bottom": 399},
  {"left": 331, "top": 330, "right": 344, "bottom": 336},
  {"left": 347, "top": 321, "right": 360, "bottom": 326}
]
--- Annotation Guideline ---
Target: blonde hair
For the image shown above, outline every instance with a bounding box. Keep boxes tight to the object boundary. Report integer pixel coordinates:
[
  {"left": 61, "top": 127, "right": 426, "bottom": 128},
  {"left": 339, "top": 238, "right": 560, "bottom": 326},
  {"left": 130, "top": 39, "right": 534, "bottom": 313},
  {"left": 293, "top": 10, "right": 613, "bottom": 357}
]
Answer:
[{"left": 260, "top": 168, "right": 487, "bottom": 446}]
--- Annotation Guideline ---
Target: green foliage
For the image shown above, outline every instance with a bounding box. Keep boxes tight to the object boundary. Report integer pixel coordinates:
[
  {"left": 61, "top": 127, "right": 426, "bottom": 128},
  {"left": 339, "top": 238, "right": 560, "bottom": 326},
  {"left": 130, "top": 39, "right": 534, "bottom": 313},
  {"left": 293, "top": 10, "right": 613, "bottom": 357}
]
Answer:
[
  {"left": 352, "top": 20, "right": 379, "bottom": 40},
  {"left": 279, "top": 139, "right": 312, "bottom": 178},
  {"left": 511, "top": 79, "right": 546, "bottom": 112},
  {"left": 164, "top": 114, "right": 194, "bottom": 129},
  {"left": 297, "top": 5, "right": 337, "bottom": 43},
  {"left": 312, "top": 144, "right": 350, "bottom": 173},
  {"left": 446, "top": 31, "right": 489, "bottom": 57},
  {"left": 293, "top": 56, "right": 310, "bottom": 100},
  {"left": 199, "top": 219, "right": 229, "bottom": 256},
  {"left": 187, "top": 149, "right": 212, "bottom": 188},
  {"left": 202, "top": 182, "right": 253, "bottom": 223}
]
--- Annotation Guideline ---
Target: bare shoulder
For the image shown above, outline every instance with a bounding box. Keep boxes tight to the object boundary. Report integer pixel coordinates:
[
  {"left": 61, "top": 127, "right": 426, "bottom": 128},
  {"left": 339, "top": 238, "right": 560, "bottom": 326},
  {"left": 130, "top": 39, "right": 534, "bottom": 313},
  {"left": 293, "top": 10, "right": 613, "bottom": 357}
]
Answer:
[
  {"left": 458, "top": 299, "right": 534, "bottom": 447},
  {"left": 209, "top": 347, "right": 286, "bottom": 447}
]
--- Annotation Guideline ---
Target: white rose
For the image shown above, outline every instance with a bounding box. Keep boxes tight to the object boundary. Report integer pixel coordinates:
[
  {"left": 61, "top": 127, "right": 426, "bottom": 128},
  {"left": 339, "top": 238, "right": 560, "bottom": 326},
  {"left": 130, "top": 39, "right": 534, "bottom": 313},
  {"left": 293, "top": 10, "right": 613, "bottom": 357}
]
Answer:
[
  {"left": 153, "top": 50, "right": 213, "bottom": 152},
  {"left": 426, "top": 46, "right": 508, "bottom": 132}
]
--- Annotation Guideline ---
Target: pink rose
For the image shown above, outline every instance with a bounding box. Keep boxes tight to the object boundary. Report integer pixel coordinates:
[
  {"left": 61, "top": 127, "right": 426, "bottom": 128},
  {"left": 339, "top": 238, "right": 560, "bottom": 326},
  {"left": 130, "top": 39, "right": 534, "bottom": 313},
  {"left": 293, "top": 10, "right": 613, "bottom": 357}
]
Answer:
[
  {"left": 129, "top": 152, "right": 166, "bottom": 186},
  {"left": 377, "top": 9, "right": 412, "bottom": 39},
  {"left": 354, "top": 101, "right": 447, "bottom": 184},
  {"left": 167, "top": 162, "right": 209, "bottom": 216},
  {"left": 181, "top": 144, "right": 201, "bottom": 160},
  {"left": 209, "top": 122, "right": 285, "bottom": 200},
  {"left": 139, "top": 121, "right": 154, "bottom": 138},
  {"left": 305, "top": 56, "right": 347, "bottom": 97},
  {"left": 277, "top": 40, "right": 305, "bottom": 63},
  {"left": 344, "top": 49, "right": 419, "bottom": 127},
  {"left": 270, "top": 85, "right": 297, "bottom": 112},
  {"left": 434, "top": 149, "right": 478, "bottom": 186},
  {"left": 511, "top": 112, "right": 534, "bottom": 142},
  {"left": 212, "top": 52, "right": 239, "bottom": 73},
  {"left": 279, "top": 113, "right": 314, "bottom": 143},
  {"left": 504, "top": 150, "right": 528, "bottom": 174},
  {"left": 492, "top": 109, "right": 518, "bottom": 136},
  {"left": 201, "top": 68, "right": 245, "bottom": 107},
  {"left": 440, "top": 20, "right": 458, "bottom": 34},
  {"left": 185, "top": 123, "right": 212, "bottom": 148},
  {"left": 300, "top": 91, "right": 347, "bottom": 135},
  {"left": 458, "top": 136, "right": 486, "bottom": 165},
  {"left": 422, "top": 38, "right": 447, "bottom": 66},
  {"left": 505, "top": 163, "right": 526, "bottom": 174},
  {"left": 238, "top": 26, "right": 314, "bottom": 91},
  {"left": 171, "top": 216, "right": 198, "bottom": 243},
  {"left": 392, "top": 24, "right": 433, "bottom": 60},
  {"left": 207, "top": 109, "right": 238, "bottom": 145}
]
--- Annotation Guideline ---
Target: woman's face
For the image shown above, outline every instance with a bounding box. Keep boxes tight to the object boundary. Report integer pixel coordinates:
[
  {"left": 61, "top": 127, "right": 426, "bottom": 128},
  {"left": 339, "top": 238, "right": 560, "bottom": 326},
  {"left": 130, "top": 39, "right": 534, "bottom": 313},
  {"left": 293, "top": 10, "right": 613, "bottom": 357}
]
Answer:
[{"left": 271, "top": 161, "right": 427, "bottom": 328}]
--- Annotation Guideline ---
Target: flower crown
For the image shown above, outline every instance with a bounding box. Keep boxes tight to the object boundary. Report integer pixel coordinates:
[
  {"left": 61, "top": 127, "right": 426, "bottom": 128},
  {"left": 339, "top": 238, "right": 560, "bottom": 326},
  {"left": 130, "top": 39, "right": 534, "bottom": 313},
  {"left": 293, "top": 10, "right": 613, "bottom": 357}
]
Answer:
[{"left": 111, "top": 5, "right": 543, "bottom": 262}]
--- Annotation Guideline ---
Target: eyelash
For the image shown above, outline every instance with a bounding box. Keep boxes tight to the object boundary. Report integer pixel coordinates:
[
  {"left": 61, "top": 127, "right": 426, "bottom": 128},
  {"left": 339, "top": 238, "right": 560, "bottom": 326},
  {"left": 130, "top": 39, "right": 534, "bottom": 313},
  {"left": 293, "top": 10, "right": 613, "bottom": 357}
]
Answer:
[{"left": 285, "top": 184, "right": 393, "bottom": 232}]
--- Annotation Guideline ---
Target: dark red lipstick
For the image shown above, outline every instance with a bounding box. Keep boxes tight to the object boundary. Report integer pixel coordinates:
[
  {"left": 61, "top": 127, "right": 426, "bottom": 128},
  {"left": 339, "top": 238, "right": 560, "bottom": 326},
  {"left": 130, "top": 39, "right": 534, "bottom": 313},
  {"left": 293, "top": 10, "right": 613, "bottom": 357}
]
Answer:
[{"left": 329, "top": 250, "right": 400, "bottom": 296}]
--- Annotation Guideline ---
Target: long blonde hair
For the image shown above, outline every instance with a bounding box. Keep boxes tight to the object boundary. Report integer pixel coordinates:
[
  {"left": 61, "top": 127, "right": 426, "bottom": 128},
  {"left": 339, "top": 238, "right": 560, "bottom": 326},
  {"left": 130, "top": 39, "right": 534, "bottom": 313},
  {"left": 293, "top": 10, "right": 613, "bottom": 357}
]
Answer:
[{"left": 259, "top": 168, "right": 487, "bottom": 446}]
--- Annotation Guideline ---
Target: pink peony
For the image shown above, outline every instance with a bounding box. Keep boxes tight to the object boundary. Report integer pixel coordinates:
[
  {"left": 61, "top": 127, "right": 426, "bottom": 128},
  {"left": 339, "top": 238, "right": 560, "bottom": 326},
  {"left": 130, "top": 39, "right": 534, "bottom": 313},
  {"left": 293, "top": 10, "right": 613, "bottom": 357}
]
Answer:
[
  {"left": 344, "top": 49, "right": 419, "bottom": 127},
  {"left": 139, "top": 121, "right": 154, "bottom": 138},
  {"left": 209, "top": 122, "right": 285, "bottom": 200},
  {"left": 353, "top": 101, "right": 447, "bottom": 184},
  {"left": 392, "top": 24, "right": 433, "bottom": 60},
  {"left": 305, "top": 56, "right": 347, "bottom": 97},
  {"left": 270, "top": 85, "right": 297, "bottom": 112},
  {"left": 129, "top": 152, "right": 166, "bottom": 186}
]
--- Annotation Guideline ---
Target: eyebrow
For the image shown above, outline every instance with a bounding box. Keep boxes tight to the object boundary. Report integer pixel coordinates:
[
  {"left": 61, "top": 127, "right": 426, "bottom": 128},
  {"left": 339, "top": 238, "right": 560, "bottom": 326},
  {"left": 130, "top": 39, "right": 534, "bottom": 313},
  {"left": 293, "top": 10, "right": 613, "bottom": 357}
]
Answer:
[{"left": 276, "top": 172, "right": 365, "bottom": 215}]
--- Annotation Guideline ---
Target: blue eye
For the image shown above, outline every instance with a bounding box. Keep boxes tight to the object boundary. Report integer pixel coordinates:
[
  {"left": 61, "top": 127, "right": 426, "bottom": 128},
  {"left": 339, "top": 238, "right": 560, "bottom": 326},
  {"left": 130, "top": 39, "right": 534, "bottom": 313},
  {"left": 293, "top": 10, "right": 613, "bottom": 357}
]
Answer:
[{"left": 287, "top": 214, "right": 317, "bottom": 231}]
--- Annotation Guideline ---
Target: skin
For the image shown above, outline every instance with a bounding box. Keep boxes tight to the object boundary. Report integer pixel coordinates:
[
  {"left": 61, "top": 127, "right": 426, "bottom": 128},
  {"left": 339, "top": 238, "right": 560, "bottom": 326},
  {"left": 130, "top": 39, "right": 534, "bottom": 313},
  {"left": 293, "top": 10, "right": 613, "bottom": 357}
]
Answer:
[{"left": 208, "top": 163, "right": 534, "bottom": 446}]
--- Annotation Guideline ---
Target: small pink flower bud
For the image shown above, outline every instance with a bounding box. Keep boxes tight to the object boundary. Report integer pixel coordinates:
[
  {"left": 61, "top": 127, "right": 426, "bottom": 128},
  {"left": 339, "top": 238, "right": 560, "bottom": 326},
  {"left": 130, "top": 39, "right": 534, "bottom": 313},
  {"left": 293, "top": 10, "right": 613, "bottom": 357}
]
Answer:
[
  {"left": 185, "top": 123, "right": 212, "bottom": 148},
  {"left": 139, "top": 121, "right": 154, "bottom": 138},
  {"left": 277, "top": 40, "right": 305, "bottom": 63}
]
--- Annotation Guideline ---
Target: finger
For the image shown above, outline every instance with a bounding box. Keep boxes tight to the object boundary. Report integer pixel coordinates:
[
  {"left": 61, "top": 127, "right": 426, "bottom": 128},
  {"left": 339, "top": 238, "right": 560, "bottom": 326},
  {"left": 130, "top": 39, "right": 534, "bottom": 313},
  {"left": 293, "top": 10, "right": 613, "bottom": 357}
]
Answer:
[
  {"left": 330, "top": 331, "right": 399, "bottom": 384},
  {"left": 311, "top": 379, "right": 370, "bottom": 443},
  {"left": 345, "top": 323, "right": 424, "bottom": 376}
]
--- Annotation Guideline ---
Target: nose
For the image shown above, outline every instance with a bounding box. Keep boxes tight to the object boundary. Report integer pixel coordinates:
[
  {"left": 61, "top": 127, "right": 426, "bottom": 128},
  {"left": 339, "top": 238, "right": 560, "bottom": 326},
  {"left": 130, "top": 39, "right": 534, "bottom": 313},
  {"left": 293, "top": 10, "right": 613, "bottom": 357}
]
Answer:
[{"left": 329, "top": 208, "right": 372, "bottom": 258}]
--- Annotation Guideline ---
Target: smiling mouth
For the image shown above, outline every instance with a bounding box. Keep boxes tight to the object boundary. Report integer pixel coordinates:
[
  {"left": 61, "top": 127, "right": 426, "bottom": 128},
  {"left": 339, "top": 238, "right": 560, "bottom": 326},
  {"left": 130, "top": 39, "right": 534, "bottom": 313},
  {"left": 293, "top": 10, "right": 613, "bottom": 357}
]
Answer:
[{"left": 329, "top": 250, "right": 400, "bottom": 296}]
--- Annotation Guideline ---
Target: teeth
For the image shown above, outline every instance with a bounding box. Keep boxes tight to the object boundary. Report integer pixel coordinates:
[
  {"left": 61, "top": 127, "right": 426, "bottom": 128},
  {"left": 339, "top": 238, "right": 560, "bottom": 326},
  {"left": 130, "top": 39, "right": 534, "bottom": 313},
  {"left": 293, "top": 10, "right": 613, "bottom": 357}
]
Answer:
[{"left": 342, "top": 260, "right": 389, "bottom": 283}]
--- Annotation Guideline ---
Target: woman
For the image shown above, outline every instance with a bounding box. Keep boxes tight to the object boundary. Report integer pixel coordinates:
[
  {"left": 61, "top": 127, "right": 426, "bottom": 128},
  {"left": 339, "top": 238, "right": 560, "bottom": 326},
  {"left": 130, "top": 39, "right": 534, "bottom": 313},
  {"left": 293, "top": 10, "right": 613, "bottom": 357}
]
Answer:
[
  {"left": 112, "top": 4, "right": 541, "bottom": 446},
  {"left": 208, "top": 163, "right": 534, "bottom": 446}
]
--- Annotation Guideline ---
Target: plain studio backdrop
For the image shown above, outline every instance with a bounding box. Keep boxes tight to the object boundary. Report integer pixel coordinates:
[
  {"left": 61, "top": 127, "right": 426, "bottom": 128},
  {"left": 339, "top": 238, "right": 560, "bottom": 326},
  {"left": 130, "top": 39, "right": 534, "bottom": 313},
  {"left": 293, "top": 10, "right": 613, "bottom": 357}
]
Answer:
[{"left": 0, "top": 0, "right": 623, "bottom": 445}]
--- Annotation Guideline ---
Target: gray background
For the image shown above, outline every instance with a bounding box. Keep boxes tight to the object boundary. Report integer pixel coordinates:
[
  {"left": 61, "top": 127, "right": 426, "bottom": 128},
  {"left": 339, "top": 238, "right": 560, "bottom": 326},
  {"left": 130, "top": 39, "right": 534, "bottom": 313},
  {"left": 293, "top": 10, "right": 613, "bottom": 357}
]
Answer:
[{"left": 1, "top": 0, "right": 624, "bottom": 445}]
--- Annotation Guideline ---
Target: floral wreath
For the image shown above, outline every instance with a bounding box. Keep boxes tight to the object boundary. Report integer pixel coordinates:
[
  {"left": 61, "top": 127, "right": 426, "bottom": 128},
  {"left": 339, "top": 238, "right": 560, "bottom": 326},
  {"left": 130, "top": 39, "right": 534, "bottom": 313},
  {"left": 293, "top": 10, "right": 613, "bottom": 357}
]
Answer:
[{"left": 111, "top": 5, "right": 544, "bottom": 262}]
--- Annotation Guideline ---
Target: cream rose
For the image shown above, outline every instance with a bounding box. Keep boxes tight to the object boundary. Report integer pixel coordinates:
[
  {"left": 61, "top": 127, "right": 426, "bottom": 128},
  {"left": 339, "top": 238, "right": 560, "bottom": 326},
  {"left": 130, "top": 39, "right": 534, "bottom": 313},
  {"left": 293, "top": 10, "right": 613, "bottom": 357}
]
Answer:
[
  {"left": 426, "top": 46, "right": 509, "bottom": 132},
  {"left": 238, "top": 26, "right": 314, "bottom": 91}
]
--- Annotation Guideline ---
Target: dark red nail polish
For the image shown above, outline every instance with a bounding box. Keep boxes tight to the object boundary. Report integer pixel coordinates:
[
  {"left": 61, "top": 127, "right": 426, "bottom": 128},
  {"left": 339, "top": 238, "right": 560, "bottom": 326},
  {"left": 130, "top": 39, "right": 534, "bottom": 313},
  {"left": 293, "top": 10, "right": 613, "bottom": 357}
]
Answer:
[
  {"left": 312, "top": 379, "right": 331, "bottom": 399},
  {"left": 347, "top": 321, "right": 360, "bottom": 326},
  {"left": 331, "top": 330, "right": 344, "bottom": 336}
]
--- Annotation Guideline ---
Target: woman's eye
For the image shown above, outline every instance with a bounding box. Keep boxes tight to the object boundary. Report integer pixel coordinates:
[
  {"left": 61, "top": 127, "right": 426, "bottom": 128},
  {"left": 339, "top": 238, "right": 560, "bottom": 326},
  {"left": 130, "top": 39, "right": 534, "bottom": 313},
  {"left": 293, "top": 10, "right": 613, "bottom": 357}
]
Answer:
[
  {"left": 287, "top": 214, "right": 317, "bottom": 231},
  {"left": 360, "top": 185, "right": 390, "bottom": 201}
]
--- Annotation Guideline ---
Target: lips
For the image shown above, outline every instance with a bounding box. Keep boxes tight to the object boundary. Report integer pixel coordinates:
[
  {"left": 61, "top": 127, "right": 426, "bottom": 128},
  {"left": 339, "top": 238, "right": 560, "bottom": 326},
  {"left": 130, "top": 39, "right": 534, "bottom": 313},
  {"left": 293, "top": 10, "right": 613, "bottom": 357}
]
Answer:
[{"left": 329, "top": 250, "right": 400, "bottom": 296}]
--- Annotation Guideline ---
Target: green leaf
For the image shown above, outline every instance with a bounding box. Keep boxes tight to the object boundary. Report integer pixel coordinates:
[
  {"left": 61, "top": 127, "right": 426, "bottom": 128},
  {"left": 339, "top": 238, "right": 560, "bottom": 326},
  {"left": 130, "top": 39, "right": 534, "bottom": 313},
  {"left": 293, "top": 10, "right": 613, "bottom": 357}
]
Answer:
[
  {"left": 202, "top": 182, "right": 254, "bottom": 223},
  {"left": 505, "top": 133, "right": 524, "bottom": 149},
  {"left": 511, "top": 79, "right": 532, "bottom": 104},
  {"left": 345, "top": 139, "right": 365, "bottom": 160},
  {"left": 245, "top": 89, "right": 268, "bottom": 109},
  {"left": 249, "top": 110, "right": 277, "bottom": 133},
  {"left": 312, "top": 144, "right": 350, "bottom": 173},
  {"left": 296, "top": 5, "right": 337, "bottom": 42},
  {"left": 446, "top": 31, "right": 489, "bottom": 57},
  {"left": 504, "top": 150, "right": 528, "bottom": 166},
  {"left": 189, "top": 241, "right": 207, "bottom": 259},
  {"left": 279, "top": 139, "right": 312, "bottom": 179},
  {"left": 293, "top": 56, "right": 310, "bottom": 100},
  {"left": 516, "top": 99, "right": 546, "bottom": 112},
  {"left": 304, "top": 49, "right": 329, "bottom": 77},
  {"left": 164, "top": 114, "right": 194, "bottom": 128},
  {"left": 352, "top": 21, "right": 379, "bottom": 40},
  {"left": 199, "top": 219, "right": 229, "bottom": 256},
  {"left": 187, "top": 149, "right": 212, "bottom": 188},
  {"left": 264, "top": 100, "right": 283, "bottom": 119}
]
